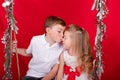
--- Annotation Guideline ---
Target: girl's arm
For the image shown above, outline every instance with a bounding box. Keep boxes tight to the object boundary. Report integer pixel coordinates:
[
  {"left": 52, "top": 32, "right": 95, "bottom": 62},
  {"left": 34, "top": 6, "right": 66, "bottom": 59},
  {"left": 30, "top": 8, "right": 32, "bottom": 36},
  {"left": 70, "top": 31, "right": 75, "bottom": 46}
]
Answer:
[
  {"left": 56, "top": 52, "right": 65, "bottom": 80},
  {"left": 42, "top": 64, "right": 59, "bottom": 80}
]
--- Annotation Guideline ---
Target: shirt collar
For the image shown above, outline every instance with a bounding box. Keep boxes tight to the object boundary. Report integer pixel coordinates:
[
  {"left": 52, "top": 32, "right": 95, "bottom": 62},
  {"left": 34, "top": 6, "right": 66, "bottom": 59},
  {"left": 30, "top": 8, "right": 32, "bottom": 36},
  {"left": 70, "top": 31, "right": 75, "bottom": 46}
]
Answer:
[{"left": 41, "top": 34, "right": 59, "bottom": 48}]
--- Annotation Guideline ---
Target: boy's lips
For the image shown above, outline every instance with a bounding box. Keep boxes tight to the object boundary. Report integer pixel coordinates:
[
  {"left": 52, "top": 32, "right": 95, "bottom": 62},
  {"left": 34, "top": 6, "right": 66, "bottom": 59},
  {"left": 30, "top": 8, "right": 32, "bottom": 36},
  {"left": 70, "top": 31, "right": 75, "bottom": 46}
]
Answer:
[{"left": 59, "top": 38, "right": 62, "bottom": 41}]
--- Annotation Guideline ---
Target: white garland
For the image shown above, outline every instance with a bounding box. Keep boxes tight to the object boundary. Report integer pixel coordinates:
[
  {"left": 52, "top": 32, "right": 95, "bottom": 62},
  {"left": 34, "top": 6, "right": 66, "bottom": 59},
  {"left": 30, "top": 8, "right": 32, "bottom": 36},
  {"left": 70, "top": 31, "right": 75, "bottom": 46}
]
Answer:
[
  {"left": 1, "top": 0, "right": 18, "bottom": 80},
  {"left": 91, "top": 0, "right": 108, "bottom": 80}
]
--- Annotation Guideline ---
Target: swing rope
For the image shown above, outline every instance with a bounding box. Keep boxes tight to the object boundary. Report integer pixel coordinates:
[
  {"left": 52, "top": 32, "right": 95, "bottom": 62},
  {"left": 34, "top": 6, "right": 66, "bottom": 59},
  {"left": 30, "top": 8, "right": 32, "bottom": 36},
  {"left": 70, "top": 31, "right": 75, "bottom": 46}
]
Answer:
[
  {"left": 91, "top": 0, "right": 108, "bottom": 79},
  {"left": 2, "top": 0, "right": 20, "bottom": 80},
  {"left": 14, "top": 32, "right": 20, "bottom": 80}
]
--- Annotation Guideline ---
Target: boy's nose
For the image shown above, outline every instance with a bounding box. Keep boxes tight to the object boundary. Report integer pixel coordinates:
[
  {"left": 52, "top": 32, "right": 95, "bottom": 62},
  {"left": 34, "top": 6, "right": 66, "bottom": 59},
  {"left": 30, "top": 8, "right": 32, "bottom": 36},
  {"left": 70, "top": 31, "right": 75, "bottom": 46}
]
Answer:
[
  {"left": 61, "top": 37, "right": 64, "bottom": 42},
  {"left": 61, "top": 33, "right": 63, "bottom": 37},
  {"left": 60, "top": 32, "right": 64, "bottom": 40}
]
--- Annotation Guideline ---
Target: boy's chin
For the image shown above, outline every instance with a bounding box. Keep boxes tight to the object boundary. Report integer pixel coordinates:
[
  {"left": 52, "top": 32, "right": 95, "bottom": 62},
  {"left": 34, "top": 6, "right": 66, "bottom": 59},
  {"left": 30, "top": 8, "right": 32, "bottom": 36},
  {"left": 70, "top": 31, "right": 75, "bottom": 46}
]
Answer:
[
  {"left": 56, "top": 41, "right": 61, "bottom": 43},
  {"left": 56, "top": 40, "right": 62, "bottom": 43}
]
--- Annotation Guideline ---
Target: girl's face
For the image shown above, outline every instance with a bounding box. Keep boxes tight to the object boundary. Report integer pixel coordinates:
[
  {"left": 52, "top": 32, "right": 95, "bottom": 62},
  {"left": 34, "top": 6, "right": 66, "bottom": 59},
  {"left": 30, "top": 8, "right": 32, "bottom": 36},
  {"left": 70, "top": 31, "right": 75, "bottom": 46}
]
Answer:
[{"left": 63, "top": 31, "right": 72, "bottom": 50}]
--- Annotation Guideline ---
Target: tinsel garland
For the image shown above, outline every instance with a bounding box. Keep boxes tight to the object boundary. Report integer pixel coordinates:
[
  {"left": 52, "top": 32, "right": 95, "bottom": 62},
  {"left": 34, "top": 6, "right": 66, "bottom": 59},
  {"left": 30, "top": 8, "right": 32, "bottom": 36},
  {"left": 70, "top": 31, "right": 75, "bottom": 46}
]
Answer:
[
  {"left": 91, "top": 0, "right": 108, "bottom": 80},
  {"left": 1, "top": 0, "right": 18, "bottom": 80}
]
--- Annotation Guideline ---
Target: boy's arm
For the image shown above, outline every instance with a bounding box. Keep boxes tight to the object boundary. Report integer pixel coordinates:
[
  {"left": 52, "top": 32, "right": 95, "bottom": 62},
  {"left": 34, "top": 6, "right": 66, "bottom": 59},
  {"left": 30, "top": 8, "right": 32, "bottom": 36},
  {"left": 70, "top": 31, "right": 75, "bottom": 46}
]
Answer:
[
  {"left": 42, "top": 64, "right": 59, "bottom": 80},
  {"left": 13, "top": 48, "right": 31, "bottom": 57},
  {"left": 56, "top": 52, "right": 64, "bottom": 80},
  {"left": 12, "top": 40, "right": 31, "bottom": 57}
]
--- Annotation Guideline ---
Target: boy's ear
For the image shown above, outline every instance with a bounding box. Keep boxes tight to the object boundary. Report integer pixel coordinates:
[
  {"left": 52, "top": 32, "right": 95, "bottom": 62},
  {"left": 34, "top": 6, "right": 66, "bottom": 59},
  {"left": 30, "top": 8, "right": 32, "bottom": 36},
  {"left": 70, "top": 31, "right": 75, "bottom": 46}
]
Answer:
[{"left": 46, "top": 27, "right": 51, "bottom": 33}]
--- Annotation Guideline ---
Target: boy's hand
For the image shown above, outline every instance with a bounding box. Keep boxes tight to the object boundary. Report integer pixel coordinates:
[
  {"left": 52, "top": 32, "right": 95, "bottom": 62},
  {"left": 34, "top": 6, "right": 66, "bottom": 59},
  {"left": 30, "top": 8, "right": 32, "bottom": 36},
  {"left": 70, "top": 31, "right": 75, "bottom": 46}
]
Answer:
[
  {"left": 41, "top": 78, "right": 48, "bottom": 80},
  {"left": 12, "top": 40, "right": 18, "bottom": 52},
  {"left": 42, "top": 77, "right": 51, "bottom": 80}
]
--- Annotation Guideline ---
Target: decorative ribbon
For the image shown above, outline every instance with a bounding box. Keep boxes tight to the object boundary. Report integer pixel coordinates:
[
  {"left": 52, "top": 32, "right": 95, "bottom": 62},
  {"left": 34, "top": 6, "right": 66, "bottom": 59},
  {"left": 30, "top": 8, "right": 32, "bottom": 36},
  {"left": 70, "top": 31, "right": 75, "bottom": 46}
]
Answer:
[{"left": 64, "top": 65, "right": 81, "bottom": 80}]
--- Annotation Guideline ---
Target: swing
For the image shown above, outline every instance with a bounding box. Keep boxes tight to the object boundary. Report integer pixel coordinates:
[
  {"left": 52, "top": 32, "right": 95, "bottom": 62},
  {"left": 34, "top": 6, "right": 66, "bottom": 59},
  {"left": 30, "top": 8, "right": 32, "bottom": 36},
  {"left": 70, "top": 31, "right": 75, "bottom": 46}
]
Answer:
[{"left": 1, "top": 0, "right": 108, "bottom": 80}]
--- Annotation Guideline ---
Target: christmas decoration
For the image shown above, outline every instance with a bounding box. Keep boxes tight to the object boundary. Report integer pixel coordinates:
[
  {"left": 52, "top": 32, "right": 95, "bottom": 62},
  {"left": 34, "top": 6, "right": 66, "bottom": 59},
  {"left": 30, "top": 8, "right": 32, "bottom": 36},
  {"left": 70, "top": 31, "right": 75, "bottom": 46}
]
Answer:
[
  {"left": 91, "top": 0, "right": 108, "bottom": 80},
  {"left": 1, "top": 0, "right": 19, "bottom": 80}
]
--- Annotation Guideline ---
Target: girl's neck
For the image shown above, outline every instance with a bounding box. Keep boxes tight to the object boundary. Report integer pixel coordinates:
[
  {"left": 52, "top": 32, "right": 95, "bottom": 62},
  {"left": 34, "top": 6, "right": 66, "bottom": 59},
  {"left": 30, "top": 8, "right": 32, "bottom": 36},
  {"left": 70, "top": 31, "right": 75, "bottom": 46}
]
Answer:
[
  {"left": 67, "top": 49, "right": 76, "bottom": 56},
  {"left": 45, "top": 34, "right": 55, "bottom": 46}
]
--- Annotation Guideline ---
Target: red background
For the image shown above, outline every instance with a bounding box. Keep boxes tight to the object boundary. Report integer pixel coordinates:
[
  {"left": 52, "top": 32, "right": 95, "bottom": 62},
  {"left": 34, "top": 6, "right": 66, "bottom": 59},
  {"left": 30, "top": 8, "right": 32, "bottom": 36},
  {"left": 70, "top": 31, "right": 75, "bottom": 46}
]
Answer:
[{"left": 0, "top": 0, "right": 120, "bottom": 80}]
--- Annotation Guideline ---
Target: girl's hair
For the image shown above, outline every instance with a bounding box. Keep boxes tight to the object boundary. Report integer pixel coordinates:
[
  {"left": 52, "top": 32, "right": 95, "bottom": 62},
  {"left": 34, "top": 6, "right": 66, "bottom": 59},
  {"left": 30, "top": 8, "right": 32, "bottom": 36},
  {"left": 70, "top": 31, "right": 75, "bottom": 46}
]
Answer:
[{"left": 65, "top": 24, "right": 94, "bottom": 73}]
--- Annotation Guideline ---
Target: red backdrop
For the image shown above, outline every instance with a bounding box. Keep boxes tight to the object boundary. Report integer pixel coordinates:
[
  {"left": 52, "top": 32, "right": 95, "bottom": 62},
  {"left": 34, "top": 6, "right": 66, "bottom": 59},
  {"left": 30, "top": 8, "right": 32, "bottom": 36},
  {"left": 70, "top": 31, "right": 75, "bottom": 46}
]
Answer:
[{"left": 0, "top": 0, "right": 120, "bottom": 80}]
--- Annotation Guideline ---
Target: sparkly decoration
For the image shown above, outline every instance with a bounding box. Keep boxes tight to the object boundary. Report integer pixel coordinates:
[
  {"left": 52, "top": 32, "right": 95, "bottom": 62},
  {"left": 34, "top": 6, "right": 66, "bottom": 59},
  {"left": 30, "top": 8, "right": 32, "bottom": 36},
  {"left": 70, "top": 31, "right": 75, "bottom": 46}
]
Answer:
[
  {"left": 91, "top": 0, "right": 108, "bottom": 80},
  {"left": 1, "top": 0, "right": 18, "bottom": 80}
]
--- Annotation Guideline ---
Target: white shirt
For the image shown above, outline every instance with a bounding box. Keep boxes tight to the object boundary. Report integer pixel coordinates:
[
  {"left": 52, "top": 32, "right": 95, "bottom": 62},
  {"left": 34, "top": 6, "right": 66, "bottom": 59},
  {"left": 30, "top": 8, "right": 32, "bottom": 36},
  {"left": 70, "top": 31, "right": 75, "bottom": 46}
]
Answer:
[{"left": 26, "top": 34, "right": 63, "bottom": 78}]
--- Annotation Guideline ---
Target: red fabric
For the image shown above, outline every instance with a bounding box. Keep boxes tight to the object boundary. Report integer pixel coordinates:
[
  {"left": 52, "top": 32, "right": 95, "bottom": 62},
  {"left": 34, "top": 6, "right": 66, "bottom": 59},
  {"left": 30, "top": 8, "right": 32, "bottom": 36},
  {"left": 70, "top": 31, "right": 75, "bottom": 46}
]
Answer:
[
  {"left": 64, "top": 65, "right": 81, "bottom": 80},
  {"left": 0, "top": 0, "right": 120, "bottom": 80}
]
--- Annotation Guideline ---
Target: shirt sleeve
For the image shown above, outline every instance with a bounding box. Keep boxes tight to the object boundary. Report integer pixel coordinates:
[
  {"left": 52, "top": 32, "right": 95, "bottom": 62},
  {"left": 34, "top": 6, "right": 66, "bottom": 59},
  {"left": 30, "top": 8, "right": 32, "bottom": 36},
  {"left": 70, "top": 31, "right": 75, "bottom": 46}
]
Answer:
[{"left": 26, "top": 37, "right": 34, "bottom": 54}]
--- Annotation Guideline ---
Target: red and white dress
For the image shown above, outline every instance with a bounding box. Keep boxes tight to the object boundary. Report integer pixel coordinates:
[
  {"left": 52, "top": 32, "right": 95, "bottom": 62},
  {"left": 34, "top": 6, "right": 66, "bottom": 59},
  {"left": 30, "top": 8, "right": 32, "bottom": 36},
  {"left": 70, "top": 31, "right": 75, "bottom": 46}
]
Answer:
[{"left": 63, "top": 51, "right": 91, "bottom": 80}]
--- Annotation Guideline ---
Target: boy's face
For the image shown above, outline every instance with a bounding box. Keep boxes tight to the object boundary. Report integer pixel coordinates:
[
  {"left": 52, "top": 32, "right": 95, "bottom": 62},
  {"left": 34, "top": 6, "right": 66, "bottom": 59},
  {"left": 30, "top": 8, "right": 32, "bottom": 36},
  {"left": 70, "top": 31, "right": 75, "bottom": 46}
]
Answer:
[{"left": 47, "top": 24, "right": 65, "bottom": 43}]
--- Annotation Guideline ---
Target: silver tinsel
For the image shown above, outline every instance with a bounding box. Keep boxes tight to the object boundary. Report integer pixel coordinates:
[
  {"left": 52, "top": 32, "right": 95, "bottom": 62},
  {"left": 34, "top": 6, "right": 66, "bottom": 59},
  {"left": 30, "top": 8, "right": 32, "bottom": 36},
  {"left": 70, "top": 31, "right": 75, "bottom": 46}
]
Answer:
[
  {"left": 91, "top": 0, "right": 108, "bottom": 80},
  {"left": 1, "top": 0, "right": 18, "bottom": 80}
]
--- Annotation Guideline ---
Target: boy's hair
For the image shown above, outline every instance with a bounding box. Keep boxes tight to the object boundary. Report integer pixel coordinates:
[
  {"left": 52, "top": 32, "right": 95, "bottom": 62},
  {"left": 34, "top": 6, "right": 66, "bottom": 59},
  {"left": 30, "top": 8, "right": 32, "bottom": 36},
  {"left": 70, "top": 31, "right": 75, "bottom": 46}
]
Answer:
[{"left": 44, "top": 16, "right": 66, "bottom": 28}]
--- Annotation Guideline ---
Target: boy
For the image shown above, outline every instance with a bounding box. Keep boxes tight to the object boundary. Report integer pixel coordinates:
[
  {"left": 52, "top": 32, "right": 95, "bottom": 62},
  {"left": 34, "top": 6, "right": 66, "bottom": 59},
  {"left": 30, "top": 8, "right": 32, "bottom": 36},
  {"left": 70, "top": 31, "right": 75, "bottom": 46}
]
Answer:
[{"left": 13, "top": 16, "right": 66, "bottom": 80}]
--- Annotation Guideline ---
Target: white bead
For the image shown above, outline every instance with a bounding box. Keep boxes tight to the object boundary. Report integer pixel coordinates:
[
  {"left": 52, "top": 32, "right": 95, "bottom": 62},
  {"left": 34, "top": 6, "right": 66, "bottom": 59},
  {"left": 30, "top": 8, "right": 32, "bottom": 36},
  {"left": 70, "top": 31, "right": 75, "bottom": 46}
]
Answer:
[{"left": 2, "top": 1, "right": 10, "bottom": 7}]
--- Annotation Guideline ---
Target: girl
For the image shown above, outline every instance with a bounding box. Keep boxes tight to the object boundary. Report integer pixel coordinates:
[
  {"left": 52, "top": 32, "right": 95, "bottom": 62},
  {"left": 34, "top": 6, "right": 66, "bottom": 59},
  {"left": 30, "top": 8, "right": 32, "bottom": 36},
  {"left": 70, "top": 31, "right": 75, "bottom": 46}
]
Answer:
[{"left": 56, "top": 24, "right": 93, "bottom": 80}]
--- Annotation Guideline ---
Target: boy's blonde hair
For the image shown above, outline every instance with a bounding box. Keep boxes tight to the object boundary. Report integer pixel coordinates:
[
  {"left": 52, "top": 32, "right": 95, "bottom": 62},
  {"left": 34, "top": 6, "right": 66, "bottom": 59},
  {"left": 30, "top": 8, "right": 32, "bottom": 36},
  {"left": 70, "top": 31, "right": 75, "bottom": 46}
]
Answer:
[{"left": 65, "top": 24, "right": 93, "bottom": 73}]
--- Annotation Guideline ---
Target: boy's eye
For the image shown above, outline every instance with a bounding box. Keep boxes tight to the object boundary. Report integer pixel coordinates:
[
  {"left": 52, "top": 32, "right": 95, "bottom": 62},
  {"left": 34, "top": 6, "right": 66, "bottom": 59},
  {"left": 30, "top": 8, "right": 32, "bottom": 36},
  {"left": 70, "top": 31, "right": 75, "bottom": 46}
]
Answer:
[{"left": 58, "top": 31, "right": 61, "bottom": 33}]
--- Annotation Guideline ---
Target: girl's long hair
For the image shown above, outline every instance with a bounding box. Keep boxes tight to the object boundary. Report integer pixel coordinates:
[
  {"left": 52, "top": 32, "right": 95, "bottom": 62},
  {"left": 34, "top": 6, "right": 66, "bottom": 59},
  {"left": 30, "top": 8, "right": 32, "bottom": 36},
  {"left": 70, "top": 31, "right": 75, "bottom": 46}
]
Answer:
[{"left": 65, "top": 24, "right": 94, "bottom": 73}]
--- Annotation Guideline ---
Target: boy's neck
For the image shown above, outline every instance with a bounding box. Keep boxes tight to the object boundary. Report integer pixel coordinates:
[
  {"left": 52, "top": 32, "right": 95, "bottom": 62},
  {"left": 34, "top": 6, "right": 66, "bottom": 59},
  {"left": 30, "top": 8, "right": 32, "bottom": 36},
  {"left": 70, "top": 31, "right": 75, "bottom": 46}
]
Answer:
[{"left": 45, "top": 34, "right": 56, "bottom": 46}]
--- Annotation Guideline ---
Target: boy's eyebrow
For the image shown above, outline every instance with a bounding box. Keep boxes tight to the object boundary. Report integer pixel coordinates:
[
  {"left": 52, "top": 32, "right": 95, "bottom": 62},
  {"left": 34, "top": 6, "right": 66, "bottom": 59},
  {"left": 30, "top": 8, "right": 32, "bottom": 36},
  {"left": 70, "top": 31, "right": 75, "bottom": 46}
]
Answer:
[
  {"left": 58, "top": 28, "right": 65, "bottom": 30},
  {"left": 56, "top": 28, "right": 63, "bottom": 31},
  {"left": 59, "top": 29, "right": 63, "bottom": 30}
]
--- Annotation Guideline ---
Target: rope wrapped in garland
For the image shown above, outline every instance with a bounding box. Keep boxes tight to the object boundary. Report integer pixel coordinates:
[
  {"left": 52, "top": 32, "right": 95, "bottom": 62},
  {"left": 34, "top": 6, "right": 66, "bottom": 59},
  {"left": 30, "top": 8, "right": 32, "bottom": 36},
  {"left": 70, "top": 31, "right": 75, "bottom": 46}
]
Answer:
[
  {"left": 1, "top": 0, "right": 19, "bottom": 80},
  {"left": 91, "top": 0, "right": 108, "bottom": 80}
]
